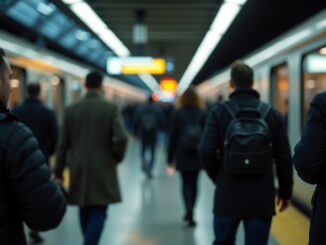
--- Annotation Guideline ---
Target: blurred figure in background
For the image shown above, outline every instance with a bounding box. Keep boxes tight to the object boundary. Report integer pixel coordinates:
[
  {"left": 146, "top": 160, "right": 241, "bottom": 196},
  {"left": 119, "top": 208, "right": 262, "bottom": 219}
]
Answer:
[
  {"left": 0, "top": 50, "right": 66, "bottom": 245},
  {"left": 55, "top": 71, "right": 128, "bottom": 245},
  {"left": 133, "top": 96, "right": 165, "bottom": 178},
  {"left": 13, "top": 83, "right": 58, "bottom": 164},
  {"left": 167, "top": 87, "right": 206, "bottom": 227},
  {"left": 13, "top": 83, "right": 59, "bottom": 243}
]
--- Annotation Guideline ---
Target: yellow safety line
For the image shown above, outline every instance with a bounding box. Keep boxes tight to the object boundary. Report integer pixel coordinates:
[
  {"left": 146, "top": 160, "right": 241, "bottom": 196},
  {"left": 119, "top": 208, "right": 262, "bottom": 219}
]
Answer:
[{"left": 271, "top": 206, "right": 310, "bottom": 245}]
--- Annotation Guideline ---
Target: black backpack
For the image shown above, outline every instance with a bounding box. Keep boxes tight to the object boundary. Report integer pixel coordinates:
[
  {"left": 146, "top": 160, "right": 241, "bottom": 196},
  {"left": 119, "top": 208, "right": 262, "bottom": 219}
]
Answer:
[
  {"left": 180, "top": 111, "right": 202, "bottom": 153},
  {"left": 141, "top": 106, "right": 158, "bottom": 133},
  {"left": 222, "top": 101, "right": 272, "bottom": 175}
]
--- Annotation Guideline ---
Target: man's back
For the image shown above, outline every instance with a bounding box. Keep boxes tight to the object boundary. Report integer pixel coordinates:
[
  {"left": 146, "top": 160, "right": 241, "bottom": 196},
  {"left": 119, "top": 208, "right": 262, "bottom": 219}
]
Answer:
[
  {"left": 13, "top": 97, "right": 58, "bottom": 161},
  {"left": 199, "top": 88, "right": 293, "bottom": 216},
  {"left": 55, "top": 91, "right": 127, "bottom": 206}
]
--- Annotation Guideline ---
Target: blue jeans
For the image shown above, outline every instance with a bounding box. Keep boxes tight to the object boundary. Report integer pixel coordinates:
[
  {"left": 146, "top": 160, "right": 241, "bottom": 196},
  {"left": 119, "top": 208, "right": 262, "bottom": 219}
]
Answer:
[
  {"left": 79, "top": 205, "right": 108, "bottom": 245},
  {"left": 213, "top": 215, "right": 272, "bottom": 245},
  {"left": 141, "top": 136, "right": 157, "bottom": 173},
  {"left": 180, "top": 171, "right": 199, "bottom": 211}
]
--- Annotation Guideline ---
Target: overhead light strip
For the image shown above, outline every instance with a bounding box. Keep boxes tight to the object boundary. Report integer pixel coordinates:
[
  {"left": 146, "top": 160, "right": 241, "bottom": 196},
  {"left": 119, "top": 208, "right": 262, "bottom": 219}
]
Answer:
[
  {"left": 62, "top": 0, "right": 160, "bottom": 91},
  {"left": 177, "top": 0, "right": 247, "bottom": 94},
  {"left": 246, "top": 29, "right": 313, "bottom": 66}
]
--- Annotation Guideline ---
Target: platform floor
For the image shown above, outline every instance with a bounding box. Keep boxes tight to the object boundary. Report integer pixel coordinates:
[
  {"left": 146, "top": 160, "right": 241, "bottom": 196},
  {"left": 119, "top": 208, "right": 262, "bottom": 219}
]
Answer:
[{"left": 34, "top": 139, "right": 309, "bottom": 245}]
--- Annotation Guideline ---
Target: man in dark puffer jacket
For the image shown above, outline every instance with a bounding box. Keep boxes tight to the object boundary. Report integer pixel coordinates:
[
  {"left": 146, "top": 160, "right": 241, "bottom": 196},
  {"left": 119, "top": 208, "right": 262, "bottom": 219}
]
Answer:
[{"left": 0, "top": 54, "right": 66, "bottom": 244}]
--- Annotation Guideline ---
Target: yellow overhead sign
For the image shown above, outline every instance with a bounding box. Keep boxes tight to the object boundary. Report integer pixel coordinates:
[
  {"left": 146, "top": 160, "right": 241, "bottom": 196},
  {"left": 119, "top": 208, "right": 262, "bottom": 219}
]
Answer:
[
  {"left": 107, "top": 57, "right": 167, "bottom": 75},
  {"left": 122, "top": 58, "right": 166, "bottom": 74}
]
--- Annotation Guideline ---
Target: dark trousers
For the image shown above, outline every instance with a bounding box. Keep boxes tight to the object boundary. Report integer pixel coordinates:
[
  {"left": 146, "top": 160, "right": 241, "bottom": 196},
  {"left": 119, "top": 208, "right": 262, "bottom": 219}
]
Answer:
[
  {"left": 213, "top": 215, "right": 272, "bottom": 245},
  {"left": 79, "top": 205, "right": 108, "bottom": 245},
  {"left": 141, "top": 136, "right": 157, "bottom": 172},
  {"left": 180, "top": 171, "right": 199, "bottom": 211}
]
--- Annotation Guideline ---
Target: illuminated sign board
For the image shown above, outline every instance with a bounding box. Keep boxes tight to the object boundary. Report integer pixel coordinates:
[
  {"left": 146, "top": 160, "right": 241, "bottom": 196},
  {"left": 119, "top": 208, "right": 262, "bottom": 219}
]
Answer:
[
  {"left": 107, "top": 57, "right": 173, "bottom": 75},
  {"left": 160, "top": 77, "right": 177, "bottom": 92}
]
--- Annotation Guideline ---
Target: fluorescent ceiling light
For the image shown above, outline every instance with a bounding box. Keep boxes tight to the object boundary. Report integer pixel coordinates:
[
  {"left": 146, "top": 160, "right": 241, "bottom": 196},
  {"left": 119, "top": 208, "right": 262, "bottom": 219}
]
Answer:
[
  {"left": 62, "top": 0, "right": 82, "bottom": 4},
  {"left": 210, "top": 3, "right": 240, "bottom": 34},
  {"left": 70, "top": 2, "right": 107, "bottom": 34},
  {"left": 178, "top": 1, "right": 243, "bottom": 94},
  {"left": 138, "top": 74, "right": 161, "bottom": 91},
  {"left": 63, "top": 0, "right": 157, "bottom": 91},
  {"left": 100, "top": 30, "right": 130, "bottom": 57},
  {"left": 225, "top": 0, "right": 247, "bottom": 5},
  {"left": 316, "top": 19, "right": 326, "bottom": 30},
  {"left": 75, "top": 30, "right": 90, "bottom": 41},
  {"left": 37, "top": 2, "right": 56, "bottom": 16}
]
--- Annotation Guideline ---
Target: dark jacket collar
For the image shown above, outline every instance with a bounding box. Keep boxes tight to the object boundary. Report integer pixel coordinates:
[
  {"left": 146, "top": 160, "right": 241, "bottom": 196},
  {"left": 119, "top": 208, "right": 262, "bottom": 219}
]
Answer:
[
  {"left": 85, "top": 90, "right": 103, "bottom": 98},
  {"left": 25, "top": 97, "right": 41, "bottom": 104},
  {"left": 229, "top": 88, "right": 260, "bottom": 100}
]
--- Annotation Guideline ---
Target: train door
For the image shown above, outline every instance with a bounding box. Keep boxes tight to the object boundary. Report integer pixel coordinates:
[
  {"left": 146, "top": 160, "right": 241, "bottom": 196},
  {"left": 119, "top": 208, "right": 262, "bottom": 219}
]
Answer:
[
  {"left": 9, "top": 65, "right": 26, "bottom": 109},
  {"left": 302, "top": 46, "right": 326, "bottom": 126},
  {"left": 271, "top": 64, "right": 289, "bottom": 132}
]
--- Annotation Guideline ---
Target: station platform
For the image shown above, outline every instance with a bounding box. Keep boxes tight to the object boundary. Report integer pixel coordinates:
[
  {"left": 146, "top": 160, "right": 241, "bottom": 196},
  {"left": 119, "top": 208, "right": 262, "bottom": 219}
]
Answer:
[{"left": 37, "top": 139, "right": 310, "bottom": 245}]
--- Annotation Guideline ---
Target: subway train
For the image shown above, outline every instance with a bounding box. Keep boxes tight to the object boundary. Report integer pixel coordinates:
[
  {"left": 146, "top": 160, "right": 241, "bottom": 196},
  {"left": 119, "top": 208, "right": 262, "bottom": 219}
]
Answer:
[
  {"left": 197, "top": 9, "right": 326, "bottom": 212},
  {"left": 0, "top": 28, "right": 147, "bottom": 123}
]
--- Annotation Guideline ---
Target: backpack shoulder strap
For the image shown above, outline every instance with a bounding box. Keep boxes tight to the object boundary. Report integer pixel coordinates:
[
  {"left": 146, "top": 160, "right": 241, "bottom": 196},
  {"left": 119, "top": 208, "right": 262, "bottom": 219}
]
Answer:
[
  {"left": 257, "top": 102, "right": 271, "bottom": 119},
  {"left": 222, "top": 100, "right": 240, "bottom": 119}
]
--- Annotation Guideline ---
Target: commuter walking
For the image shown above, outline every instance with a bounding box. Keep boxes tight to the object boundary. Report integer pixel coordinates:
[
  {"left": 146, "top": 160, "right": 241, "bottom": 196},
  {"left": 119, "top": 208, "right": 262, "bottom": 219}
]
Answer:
[
  {"left": 55, "top": 71, "right": 128, "bottom": 245},
  {"left": 133, "top": 96, "right": 165, "bottom": 178},
  {"left": 293, "top": 92, "right": 326, "bottom": 245},
  {"left": 198, "top": 61, "right": 293, "bottom": 245},
  {"left": 13, "top": 82, "right": 59, "bottom": 243},
  {"left": 0, "top": 52, "right": 66, "bottom": 245},
  {"left": 13, "top": 83, "right": 58, "bottom": 163},
  {"left": 167, "top": 87, "right": 205, "bottom": 227}
]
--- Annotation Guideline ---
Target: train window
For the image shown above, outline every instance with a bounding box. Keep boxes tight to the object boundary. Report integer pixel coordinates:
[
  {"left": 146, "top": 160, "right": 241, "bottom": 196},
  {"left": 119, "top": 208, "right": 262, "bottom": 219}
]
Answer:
[
  {"left": 271, "top": 64, "right": 289, "bottom": 131},
  {"left": 302, "top": 47, "right": 326, "bottom": 125}
]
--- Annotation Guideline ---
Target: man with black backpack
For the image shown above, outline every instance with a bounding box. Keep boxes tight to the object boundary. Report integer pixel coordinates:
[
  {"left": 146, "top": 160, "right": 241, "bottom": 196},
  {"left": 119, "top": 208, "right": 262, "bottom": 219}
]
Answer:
[
  {"left": 134, "top": 96, "right": 165, "bottom": 178},
  {"left": 198, "top": 61, "right": 293, "bottom": 245}
]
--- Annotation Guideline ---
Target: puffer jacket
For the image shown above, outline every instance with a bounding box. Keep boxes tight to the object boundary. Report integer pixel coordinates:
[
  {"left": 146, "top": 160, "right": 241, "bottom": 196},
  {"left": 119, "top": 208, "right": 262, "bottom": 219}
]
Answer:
[
  {"left": 0, "top": 110, "right": 66, "bottom": 245},
  {"left": 294, "top": 91, "right": 326, "bottom": 245}
]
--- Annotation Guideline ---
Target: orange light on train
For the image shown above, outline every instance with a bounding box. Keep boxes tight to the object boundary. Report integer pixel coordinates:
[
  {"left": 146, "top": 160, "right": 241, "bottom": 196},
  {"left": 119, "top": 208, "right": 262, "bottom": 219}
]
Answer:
[{"left": 160, "top": 77, "right": 177, "bottom": 92}]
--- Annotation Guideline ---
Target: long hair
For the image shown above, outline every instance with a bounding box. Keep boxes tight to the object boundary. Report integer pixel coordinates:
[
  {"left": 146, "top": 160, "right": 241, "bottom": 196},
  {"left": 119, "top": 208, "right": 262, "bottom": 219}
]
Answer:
[{"left": 176, "top": 87, "right": 204, "bottom": 109}]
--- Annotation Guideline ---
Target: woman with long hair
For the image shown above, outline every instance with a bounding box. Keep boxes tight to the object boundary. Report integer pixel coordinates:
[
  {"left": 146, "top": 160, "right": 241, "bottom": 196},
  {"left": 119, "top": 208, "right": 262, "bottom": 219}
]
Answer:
[{"left": 167, "top": 87, "right": 205, "bottom": 227}]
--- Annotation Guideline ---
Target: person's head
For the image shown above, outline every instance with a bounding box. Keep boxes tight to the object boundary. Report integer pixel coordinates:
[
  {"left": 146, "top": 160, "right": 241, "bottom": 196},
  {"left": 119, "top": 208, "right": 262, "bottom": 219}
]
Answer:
[
  {"left": 27, "top": 83, "right": 41, "bottom": 97},
  {"left": 0, "top": 55, "right": 12, "bottom": 107},
  {"left": 177, "top": 86, "right": 204, "bottom": 109},
  {"left": 230, "top": 61, "right": 254, "bottom": 89},
  {"left": 85, "top": 70, "right": 104, "bottom": 90}
]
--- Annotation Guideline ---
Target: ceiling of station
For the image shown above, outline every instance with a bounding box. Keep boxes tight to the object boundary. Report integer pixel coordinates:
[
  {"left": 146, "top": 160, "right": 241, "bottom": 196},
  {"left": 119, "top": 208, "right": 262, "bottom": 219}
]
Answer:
[
  {"left": 88, "top": 0, "right": 219, "bottom": 82},
  {"left": 0, "top": 0, "right": 325, "bottom": 90}
]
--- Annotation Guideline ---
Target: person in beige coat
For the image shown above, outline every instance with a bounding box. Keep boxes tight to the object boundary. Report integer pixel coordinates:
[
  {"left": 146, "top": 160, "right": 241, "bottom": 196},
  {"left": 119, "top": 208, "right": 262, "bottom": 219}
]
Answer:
[{"left": 55, "top": 71, "right": 128, "bottom": 245}]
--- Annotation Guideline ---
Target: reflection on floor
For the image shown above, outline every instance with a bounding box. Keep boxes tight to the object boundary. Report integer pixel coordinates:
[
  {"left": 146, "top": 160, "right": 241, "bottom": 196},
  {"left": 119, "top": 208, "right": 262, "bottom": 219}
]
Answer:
[{"left": 36, "top": 139, "right": 279, "bottom": 245}]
